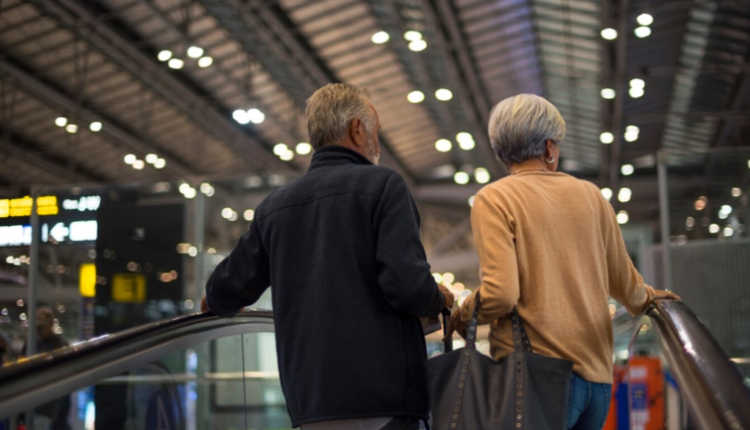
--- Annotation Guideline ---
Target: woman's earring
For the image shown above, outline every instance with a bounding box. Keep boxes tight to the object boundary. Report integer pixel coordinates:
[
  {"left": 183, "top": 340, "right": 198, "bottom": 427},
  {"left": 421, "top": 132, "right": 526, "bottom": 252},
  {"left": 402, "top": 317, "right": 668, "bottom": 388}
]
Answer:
[{"left": 546, "top": 157, "right": 556, "bottom": 164}]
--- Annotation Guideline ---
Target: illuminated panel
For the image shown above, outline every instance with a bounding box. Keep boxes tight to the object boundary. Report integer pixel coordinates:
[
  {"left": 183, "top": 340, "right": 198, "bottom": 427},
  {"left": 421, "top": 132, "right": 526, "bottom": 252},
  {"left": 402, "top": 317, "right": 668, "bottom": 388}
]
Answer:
[
  {"left": 3, "top": 196, "right": 59, "bottom": 217},
  {"left": 70, "top": 221, "right": 97, "bottom": 241},
  {"left": 79, "top": 264, "right": 96, "bottom": 298},
  {"left": 0, "top": 225, "right": 32, "bottom": 246}
]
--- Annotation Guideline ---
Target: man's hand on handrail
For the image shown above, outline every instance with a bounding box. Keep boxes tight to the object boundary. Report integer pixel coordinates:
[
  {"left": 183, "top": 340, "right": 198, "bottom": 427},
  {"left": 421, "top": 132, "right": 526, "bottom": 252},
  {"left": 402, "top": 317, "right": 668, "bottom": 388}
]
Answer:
[{"left": 200, "top": 296, "right": 209, "bottom": 313}]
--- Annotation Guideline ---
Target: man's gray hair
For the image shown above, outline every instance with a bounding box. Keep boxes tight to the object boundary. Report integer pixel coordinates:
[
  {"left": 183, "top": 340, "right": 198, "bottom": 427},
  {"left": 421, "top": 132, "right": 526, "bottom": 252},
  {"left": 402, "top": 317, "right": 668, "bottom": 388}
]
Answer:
[
  {"left": 487, "top": 94, "right": 566, "bottom": 166},
  {"left": 306, "top": 83, "right": 374, "bottom": 149}
]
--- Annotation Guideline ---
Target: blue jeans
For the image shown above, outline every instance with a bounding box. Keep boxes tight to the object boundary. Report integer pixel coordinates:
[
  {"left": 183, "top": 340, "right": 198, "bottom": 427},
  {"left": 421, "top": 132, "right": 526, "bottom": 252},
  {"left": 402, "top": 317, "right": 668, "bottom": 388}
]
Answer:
[{"left": 566, "top": 374, "right": 612, "bottom": 430}]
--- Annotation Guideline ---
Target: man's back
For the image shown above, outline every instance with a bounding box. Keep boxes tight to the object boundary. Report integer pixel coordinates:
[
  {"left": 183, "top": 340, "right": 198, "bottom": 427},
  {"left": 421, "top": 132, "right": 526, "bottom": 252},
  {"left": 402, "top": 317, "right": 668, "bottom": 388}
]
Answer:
[{"left": 206, "top": 146, "right": 444, "bottom": 427}]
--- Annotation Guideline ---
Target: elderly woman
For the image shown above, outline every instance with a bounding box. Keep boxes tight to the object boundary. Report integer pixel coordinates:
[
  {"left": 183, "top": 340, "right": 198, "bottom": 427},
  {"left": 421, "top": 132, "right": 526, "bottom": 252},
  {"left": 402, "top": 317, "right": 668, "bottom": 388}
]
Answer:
[{"left": 448, "top": 94, "right": 678, "bottom": 430}]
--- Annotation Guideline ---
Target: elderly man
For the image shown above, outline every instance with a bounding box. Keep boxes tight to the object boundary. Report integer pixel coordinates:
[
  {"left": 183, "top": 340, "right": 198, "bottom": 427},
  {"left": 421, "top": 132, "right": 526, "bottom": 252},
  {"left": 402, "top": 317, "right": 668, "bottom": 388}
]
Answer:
[{"left": 204, "top": 83, "right": 453, "bottom": 429}]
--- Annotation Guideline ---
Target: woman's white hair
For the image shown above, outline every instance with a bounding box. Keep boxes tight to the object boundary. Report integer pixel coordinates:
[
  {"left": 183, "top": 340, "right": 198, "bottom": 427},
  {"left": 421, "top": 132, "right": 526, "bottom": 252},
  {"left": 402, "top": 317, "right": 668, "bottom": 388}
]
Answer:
[
  {"left": 487, "top": 94, "right": 566, "bottom": 166},
  {"left": 306, "top": 83, "right": 374, "bottom": 149}
]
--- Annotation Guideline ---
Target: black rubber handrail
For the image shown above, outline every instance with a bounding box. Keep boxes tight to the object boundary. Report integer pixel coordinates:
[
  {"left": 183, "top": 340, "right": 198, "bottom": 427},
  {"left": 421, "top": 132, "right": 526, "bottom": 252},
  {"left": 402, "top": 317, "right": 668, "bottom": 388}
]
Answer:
[
  {"left": 639, "top": 300, "right": 750, "bottom": 430},
  {"left": 0, "top": 309, "right": 274, "bottom": 419}
]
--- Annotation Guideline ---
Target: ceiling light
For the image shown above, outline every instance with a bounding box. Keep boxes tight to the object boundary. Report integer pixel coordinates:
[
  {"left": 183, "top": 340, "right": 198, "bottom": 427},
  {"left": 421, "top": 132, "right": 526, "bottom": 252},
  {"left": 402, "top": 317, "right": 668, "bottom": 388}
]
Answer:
[
  {"left": 198, "top": 56, "right": 213, "bottom": 68},
  {"left": 407, "top": 90, "right": 425, "bottom": 103},
  {"left": 630, "top": 78, "right": 645, "bottom": 89},
  {"left": 621, "top": 164, "right": 634, "bottom": 176},
  {"left": 629, "top": 87, "right": 645, "bottom": 98},
  {"left": 124, "top": 154, "right": 136, "bottom": 165},
  {"left": 233, "top": 109, "right": 250, "bottom": 124},
  {"left": 179, "top": 183, "right": 191, "bottom": 194},
  {"left": 475, "top": 168, "right": 490, "bottom": 184},
  {"left": 89, "top": 121, "right": 102, "bottom": 132},
  {"left": 601, "top": 88, "right": 616, "bottom": 99},
  {"left": 435, "top": 139, "right": 452, "bottom": 152},
  {"left": 273, "top": 143, "right": 289, "bottom": 156},
  {"left": 600, "top": 132, "right": 614, "bottom": 144},
  {"left": 686, "top": 217, "right": 695, "bottom": 228},
  {"left": 626, "top": 125, "right": 640, "bottom": 134},
  {"left": 280, "top": 150, "right": 294, "bottom": 161},
  {"left": 221, "top": 207, "right": 234, "bottom": 219},
  {"left": 168, "top": 58, "right": 184, "bottom": 69},
  {"left": 244, "top": 209, "right": 255, "bottom": 221},
  {"left": 157, "top": 50, "right": 172, "bottom": 62},
  {"left": 456, "top": 132, "right": 475, "bottom": 151},
  {"left": 732, "top": 187, "right": 741, "bottom": 197},
  {"left": 454, "top": 171, "right": 470, "bottom": 185},
  {"left": 695, "top": 196, "right": 708, "bottom": 211},
  {"left": 187, "top": 46, "right": 204, "bottom": 59},
  {"left": 132, "top": 159, "right": 145, "bottom": 170},
  {"left": 371, "top": 31, "right": 390, "bottom": 44},
  {"left": 435, "top": 88, "right": 453, "bottom": 101},
  {"left": 408, "top": 39, "right": 427, "bottom": 52},
  {"left": 724, "top": 226, "right": 734, "bottom": 237},
  {"left": 601, "top": 188, "right": 613, "bottom": 201},
  {"left": 601, "top": 28, "right": 618, "bottom": 40},
  {"left": 183, "top": 187, "right": 196, "bottom": 199},
  {"left": 55, "top": 117, "right": 68, "bottom": 127},
  {"left": 468, "top": 195, "right": 475, "bottom": 207},
  {"left": 154, "top": 158, "right": 166, "bottom": 169},
  {"left": 618, "top": 187, "right": 632, "bottom": 203},
  {"left": 634, "top": 26, "right": 652, "bottom": 38},
  {"left": 720, "top": 204, "right": 733, "bottom": 216},
  {"left": 709, "top": 223, "right": 720, "bottom": 234},
  {"left": 637, "top": 13, "right": 654, "bottom": 26},
  {"left": 200, "top": 183, "right": 214, "bottom": 196},
  {"left": 616, "top": 211, "right": 629, "bottom": 224},
  {"left": 296, "top": 142, "right": 312, "bottom": 155},
  {"left": 404, "top": 30, "right": 423, "bottom": 41},
  {"left": 247, "top": 108, "right": 265, "bottom": 124},
  {"left": 65, "top": 124, "right": 78, "bottom": 134},
  {"left": 145, "top": 154, "right": 158, "bottom": 164}
]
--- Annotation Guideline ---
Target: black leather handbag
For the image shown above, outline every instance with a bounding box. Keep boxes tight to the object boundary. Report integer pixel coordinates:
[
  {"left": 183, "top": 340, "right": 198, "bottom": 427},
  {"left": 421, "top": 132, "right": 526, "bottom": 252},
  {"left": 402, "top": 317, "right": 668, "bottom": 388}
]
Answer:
[{"left": 426, "top": 294, "right": 574, "bottom": 429}]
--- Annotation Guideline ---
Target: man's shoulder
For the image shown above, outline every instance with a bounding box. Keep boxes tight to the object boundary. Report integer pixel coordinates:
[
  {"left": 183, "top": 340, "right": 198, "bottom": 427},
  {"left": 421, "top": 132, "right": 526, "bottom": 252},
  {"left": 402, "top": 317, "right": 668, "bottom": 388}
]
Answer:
[{"left": 255, "top": 165, "right": 399, "bottom": 218}]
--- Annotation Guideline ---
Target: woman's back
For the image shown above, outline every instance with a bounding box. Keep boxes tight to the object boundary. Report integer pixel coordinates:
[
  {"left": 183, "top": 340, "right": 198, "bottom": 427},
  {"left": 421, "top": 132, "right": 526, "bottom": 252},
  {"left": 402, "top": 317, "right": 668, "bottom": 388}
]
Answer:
[{"left": 464, "top": 170, "right": 654, "bottom": 384}]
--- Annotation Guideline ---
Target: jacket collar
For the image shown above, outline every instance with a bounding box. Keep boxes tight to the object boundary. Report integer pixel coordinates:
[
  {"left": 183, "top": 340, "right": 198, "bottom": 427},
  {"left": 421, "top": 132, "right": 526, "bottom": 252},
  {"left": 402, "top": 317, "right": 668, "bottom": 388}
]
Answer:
[{"left": 308, "top": 146, "right": 372, "bottom": 172}]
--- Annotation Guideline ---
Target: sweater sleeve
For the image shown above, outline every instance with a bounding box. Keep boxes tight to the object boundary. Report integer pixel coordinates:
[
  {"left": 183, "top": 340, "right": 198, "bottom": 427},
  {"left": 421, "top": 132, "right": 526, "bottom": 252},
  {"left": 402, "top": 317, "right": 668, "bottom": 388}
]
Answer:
[
  {"left": 374, "top": 172, "right": 445, "bottom": 317},
  {"left": 205, "top": 219, "right": 271, "bottom": 317},
  {"left": 601, "top": 195, "right": 654, "bottom": 316},
  {"left": 460, "top": 190, "right": 520, "bottom": 324}
]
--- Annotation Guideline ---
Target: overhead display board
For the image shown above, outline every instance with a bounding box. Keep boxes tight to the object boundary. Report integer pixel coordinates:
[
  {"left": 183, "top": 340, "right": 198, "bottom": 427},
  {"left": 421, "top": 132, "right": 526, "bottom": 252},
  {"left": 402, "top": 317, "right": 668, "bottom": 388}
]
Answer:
[{"left": 0, "top": 193, "right": 101, "bottom": 247}]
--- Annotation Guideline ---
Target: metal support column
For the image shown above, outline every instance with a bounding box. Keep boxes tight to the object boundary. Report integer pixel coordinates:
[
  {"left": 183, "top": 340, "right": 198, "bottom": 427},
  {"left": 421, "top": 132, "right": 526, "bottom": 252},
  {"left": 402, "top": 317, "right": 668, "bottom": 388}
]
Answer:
[
  {"left": 27, "top": 189, "right": 39, "bottom": 356},
  {"left": 658, "top": 152, "right": 674, "bottom": 292},
  {"left": 193, "top": 189, "right": 206, "bottom": 305}
]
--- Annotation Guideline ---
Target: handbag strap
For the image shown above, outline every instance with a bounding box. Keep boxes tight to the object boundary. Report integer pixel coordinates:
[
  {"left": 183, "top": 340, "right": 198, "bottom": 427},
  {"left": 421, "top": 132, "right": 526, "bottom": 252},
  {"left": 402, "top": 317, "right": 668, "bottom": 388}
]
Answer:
[{"left": 466, "top": 292, "right": 533, "bottom": 353}]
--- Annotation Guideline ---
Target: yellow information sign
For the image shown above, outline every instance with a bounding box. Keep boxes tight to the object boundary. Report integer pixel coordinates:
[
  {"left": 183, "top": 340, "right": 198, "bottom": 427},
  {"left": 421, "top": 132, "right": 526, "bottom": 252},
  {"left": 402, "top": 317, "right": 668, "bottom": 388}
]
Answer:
[
  {"left": 112, "top": 274, "right": 146, "bottom": 303},
  {"left": 0, "top": 196, "right": 59, "bottom": 218},
  {"left": 79, "top": 264, "right": 96, "bottom": 298}
]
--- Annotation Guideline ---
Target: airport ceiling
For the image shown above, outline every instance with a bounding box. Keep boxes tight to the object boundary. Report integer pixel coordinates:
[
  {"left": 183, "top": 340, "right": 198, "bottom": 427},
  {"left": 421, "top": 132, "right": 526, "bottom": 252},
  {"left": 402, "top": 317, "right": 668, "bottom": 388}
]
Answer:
[{"left": 0, "top": 0, "right": 749, "bottom": 228}]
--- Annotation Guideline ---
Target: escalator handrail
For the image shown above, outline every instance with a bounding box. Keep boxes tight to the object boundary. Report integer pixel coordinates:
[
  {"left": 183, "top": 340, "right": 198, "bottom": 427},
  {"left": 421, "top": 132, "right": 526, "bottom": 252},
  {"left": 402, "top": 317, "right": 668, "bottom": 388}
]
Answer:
[
  {"left": 646, "top": 299, "right": 750, "bottom": 429},
  {"left": 0, "top": 309, "right": 274, "bottom": 418}
]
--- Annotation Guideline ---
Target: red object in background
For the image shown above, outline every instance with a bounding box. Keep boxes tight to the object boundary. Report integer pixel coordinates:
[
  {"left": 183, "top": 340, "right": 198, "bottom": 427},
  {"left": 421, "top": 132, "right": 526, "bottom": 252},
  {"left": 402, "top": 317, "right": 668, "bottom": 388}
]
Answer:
[{"left": 628, "top": 357, "right": 665, "bottom": 430}]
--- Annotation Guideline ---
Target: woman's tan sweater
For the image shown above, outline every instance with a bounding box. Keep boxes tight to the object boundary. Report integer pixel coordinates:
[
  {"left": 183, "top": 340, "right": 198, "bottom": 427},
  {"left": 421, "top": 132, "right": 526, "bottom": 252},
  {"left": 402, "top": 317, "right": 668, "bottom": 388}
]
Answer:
[{"left": 459, "top": 170, "right": 654, "bottom": 384}]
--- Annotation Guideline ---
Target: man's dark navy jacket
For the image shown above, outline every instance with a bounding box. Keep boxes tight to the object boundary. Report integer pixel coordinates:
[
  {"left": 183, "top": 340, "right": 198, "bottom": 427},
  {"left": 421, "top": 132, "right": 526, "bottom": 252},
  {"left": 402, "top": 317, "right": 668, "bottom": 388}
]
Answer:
[{"left": 206, "top": 146, "right": 445, "bottom": 427}]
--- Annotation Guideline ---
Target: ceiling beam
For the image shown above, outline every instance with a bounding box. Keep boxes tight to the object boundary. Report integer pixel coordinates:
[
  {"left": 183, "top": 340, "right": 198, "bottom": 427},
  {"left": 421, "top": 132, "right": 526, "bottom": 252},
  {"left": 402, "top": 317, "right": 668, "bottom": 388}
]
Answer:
[
  {"left": 27, "top": 0, "right": 287, "bottom": 173},
  {"left": 197, "top": 0, "right": 416, "bottom": 183},
  {"left": 0, "top": 127, "right": 101, "bottom": 183},
  {"left": 0, "top": 58, "right": 197, "bottom": 179}
]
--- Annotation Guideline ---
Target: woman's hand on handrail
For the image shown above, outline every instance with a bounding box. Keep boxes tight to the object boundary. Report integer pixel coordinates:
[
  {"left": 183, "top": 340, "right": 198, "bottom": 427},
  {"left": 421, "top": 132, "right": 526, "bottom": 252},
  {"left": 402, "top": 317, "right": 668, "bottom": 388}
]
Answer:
[{"left": 652, "top": 289, "right": 681, "bottom": 302}]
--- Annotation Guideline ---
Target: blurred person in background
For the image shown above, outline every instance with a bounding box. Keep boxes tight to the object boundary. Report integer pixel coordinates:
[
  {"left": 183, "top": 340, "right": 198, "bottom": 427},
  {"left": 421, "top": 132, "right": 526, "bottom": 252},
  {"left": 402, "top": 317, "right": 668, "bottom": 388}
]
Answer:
[
  {"left": 21, "top": 306, "right": 71, "bottom": 430},
  {"left": 203, "top": 83, "right": 453, "bottom": 430},
  {"left": 445, "top": 94, "right": 679, "bottom": 430},
  {"left": 0, "top": 329, "right": 9, "bottom": 365},
  {"left": 22, "top": 306, "right": 68, "bottom": 355}
]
